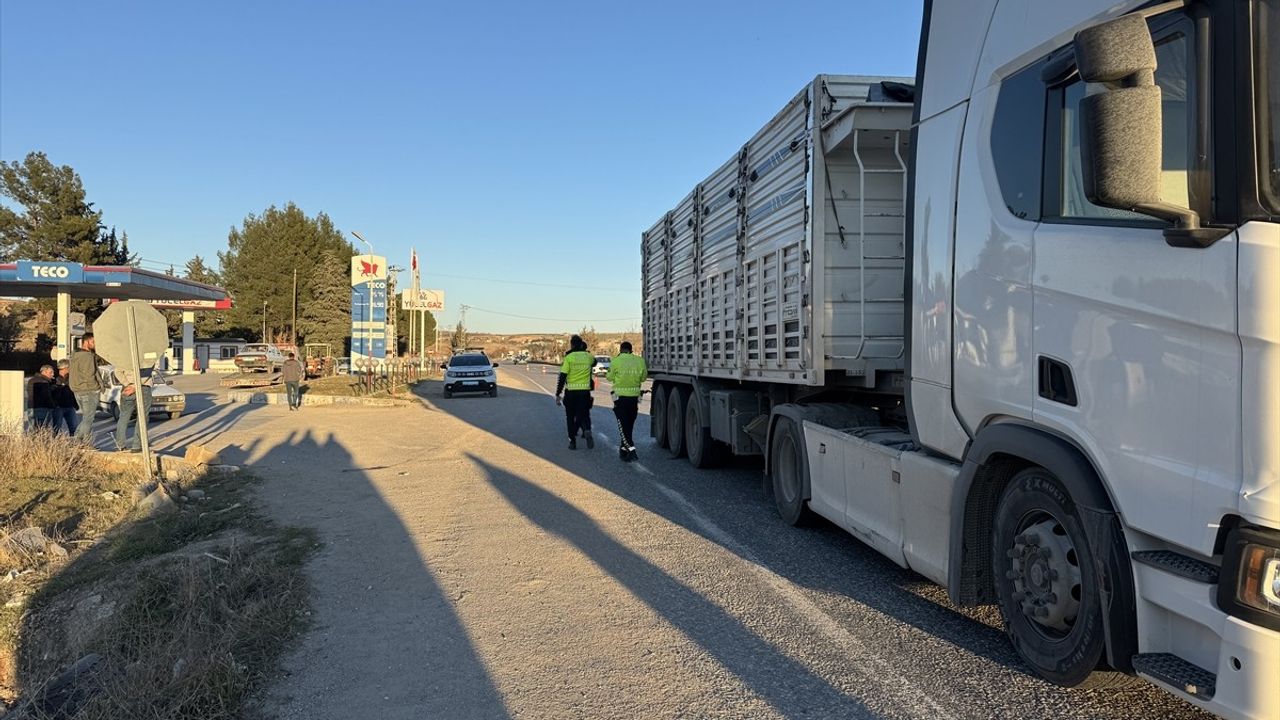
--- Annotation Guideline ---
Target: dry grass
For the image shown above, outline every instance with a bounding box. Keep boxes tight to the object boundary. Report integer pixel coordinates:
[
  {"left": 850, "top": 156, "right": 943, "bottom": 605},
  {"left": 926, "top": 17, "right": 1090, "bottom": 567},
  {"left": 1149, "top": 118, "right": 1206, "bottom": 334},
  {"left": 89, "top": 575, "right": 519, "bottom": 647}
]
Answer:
[{"left": 0, "top": 430, "right": 316, "bottom": 719}]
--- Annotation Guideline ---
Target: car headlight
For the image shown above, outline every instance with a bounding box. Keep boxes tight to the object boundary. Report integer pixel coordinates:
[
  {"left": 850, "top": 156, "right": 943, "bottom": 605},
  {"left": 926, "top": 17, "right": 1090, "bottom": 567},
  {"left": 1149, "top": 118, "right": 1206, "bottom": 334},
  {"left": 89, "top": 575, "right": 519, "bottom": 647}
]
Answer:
[{"left": 1219, "top": 524, "right": 1280, "bottom": 630}]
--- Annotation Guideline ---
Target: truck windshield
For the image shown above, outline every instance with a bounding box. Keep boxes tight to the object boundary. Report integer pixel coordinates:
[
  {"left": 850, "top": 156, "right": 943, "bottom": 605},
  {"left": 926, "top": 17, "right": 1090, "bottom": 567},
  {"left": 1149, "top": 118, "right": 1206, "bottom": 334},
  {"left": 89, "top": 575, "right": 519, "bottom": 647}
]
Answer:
[{"left": 1263, "top": 0, "right": 1280, "bottom": 208}]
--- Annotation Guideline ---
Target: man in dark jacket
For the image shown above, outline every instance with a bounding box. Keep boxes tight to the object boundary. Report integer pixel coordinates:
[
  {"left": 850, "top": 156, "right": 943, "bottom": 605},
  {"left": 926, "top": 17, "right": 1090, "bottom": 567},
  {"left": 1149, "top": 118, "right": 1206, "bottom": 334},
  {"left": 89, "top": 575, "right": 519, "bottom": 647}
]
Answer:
[
  {"left": 27, "top": 365, "right": 57, "bottom": 430},
  {"left": 52, "top": 359, "right": 79, "bottom": 435}
]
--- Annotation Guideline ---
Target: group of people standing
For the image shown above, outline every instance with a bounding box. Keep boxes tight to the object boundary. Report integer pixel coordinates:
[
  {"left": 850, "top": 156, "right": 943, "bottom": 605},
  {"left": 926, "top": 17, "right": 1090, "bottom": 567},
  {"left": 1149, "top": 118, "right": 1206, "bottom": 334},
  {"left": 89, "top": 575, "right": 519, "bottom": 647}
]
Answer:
[
  {"left": 554, "top": 335, "right": 647, "bottom": 463},
  {"left": 26, "top": 333, "right": 153, "bottom": 451}
]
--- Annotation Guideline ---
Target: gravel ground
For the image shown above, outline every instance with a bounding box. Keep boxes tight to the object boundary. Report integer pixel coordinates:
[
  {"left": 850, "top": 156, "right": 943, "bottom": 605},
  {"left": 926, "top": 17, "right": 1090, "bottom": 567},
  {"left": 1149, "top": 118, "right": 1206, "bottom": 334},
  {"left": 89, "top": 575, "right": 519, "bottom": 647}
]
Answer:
[{"left": 158, "top": 368, "right": 1214, "bottom": 719}]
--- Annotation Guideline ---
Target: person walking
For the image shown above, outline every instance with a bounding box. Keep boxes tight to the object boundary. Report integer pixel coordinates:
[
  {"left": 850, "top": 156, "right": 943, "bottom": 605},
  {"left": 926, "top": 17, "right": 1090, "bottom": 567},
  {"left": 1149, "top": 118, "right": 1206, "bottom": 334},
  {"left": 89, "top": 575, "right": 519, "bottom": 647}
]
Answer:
[
  {"left": 555, "top": 335, "right": 596, "bottom": 450},
  {"left": 69, "top": 333, "right": 105, "bottom": 443},
  {"left": 112, "top": 365, "right": 154, "bottom": 453},
  {"left": 26, "top": 365, "right": 57, "bottom": 430},
  {"left": 52, "top": 359, "right": 79, "bottom": 435},
  {"left": 281, "top": 352, "right": 305, "bottom": 411},
  {"left": 607, "top": 341, "right": 647, "bottom": 462}
]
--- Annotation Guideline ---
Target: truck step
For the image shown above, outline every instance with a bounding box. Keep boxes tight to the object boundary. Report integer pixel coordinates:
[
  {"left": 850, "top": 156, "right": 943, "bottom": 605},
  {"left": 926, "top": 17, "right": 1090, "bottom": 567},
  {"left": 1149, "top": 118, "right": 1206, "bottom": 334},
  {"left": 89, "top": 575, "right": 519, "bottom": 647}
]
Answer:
[
  {"left": 1131, "top": 653, "right": 1216, "bottom": 700},
  {"left": 1131, "top": 550, "right": 1219, "bottom": 584}
]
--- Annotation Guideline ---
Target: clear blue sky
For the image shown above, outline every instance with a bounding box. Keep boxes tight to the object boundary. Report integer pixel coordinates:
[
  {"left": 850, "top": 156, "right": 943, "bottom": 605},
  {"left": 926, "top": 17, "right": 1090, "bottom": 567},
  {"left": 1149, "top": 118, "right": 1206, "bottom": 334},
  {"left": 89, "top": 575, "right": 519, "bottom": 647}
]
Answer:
[{"left": 0, "top": 1, "right": 921, "bottom": 333}]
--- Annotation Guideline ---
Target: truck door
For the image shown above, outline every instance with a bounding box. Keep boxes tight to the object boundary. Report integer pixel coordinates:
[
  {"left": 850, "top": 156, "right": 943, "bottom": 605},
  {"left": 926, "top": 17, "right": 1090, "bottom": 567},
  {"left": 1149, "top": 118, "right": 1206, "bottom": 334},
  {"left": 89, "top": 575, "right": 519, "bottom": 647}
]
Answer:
[{"left": 1030, "top": 16, "right": 1241, "bottom": 556}]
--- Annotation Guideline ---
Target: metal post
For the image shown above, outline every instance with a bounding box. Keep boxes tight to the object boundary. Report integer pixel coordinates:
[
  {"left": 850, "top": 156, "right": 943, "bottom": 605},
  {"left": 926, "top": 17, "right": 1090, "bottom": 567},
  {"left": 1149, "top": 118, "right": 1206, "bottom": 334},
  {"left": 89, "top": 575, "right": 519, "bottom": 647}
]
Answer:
[
  {"left": 181, "top": 311, "right": 196, "bottom": 374},
  {"left": 125, "top": 305, "right": 154, "bottom": 480},
  {"left": 55, "top": 292, "right": 71, "bottom": 361}
]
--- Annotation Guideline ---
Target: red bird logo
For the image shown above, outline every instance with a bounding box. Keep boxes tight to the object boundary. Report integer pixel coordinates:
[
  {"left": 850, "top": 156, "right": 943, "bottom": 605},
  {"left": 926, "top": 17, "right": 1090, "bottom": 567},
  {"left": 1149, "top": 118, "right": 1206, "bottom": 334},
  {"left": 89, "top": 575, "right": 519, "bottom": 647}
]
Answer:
[{"left": 359, "top": 259, "right": 379, "bottom": 277}]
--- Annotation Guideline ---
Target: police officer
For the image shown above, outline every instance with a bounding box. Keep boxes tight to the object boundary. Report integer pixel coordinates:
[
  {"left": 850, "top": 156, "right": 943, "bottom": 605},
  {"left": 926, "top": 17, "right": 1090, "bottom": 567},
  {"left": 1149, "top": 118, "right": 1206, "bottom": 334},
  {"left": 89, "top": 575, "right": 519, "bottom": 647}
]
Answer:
[
  {"left": 607, "top": 341, "right": 647, "bottom": 462},
  {"left": 555, "top": 335, "right": 596, "bottom": 450}
]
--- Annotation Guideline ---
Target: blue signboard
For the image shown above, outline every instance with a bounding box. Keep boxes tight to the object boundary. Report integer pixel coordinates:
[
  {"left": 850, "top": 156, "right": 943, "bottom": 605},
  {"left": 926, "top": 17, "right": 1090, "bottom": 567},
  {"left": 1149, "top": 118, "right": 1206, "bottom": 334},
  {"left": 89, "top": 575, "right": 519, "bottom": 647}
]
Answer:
[
  {"left": 15, "top": 261, "right": 85, "bottom": 283},
  {"left": 350, "top": 255, "right": 388, "bottom": 360}
]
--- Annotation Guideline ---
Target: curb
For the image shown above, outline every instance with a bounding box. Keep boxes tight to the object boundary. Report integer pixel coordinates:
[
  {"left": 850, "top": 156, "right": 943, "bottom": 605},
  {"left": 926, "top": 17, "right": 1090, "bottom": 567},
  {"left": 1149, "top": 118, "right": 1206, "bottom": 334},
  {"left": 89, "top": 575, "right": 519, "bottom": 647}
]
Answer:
[{"left": 226, "top": 391, "right": 416, "bottom": 408}]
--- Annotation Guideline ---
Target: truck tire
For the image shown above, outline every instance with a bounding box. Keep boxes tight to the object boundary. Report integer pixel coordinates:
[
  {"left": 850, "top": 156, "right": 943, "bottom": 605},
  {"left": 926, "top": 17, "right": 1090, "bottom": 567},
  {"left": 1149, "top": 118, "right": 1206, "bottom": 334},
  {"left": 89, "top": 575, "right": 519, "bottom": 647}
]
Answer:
[
  {"left": 109, "top": 401, "right": 119, "bottom": 421},
  {"left": 666, "top": 386, "right": 688, "bottom": 458},
  {"left": 684, "top": 393, "right": 721, "bottom": 469},
  {"left": 169, "top": 411, "right": 181, "bottom": 420},
  {"left": 992, "top": 466, "right": 1122, "bottom": 688},
  {"left": 651, "top": 384, "right": 670, "bottom": 449},
  {"left": 770, "top": 417, "right": 812, "bottom": 526}
]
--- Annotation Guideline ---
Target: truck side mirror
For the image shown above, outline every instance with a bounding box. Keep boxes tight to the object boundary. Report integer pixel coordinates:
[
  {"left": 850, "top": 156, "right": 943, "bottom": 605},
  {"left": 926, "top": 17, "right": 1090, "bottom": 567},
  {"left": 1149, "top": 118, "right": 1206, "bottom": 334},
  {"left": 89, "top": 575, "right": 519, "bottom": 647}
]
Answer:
[{"left": 1073, "top": 14, "right": 1229, "bottom": 248}]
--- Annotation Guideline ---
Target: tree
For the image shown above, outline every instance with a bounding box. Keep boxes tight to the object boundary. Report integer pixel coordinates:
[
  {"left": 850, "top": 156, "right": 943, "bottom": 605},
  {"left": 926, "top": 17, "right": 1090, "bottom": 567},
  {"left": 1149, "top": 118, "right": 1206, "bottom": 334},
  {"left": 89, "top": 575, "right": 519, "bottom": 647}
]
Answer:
[
  {"left": 395, "top": 303, "right": 437, "bottom": 355},
  {"left": 217, "top": 203, "right": 352, "bottom": 342},
  {"left": 450, "top": 321, "right": 468, "bottom": 351},
  {"left": 0, "top": 152, "right": 127, "bottom": 265},
  {"left": 578, "top": 325, "right": 600, "bottom": 354},
  {"left": 297, "top": 250, "right": 352, "bottom": 352},
  {"left": 182, "top": 255, "right": 227, "bottom": 338}
]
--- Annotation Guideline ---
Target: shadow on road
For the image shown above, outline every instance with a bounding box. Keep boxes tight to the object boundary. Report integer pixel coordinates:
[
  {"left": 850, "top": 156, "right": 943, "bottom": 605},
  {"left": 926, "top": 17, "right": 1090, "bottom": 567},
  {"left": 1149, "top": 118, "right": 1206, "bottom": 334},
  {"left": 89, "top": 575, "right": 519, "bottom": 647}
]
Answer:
[
  {"left": 425, "top": 372, "right": 1033, "bottom": 680},
  {"left": 222, "top": 428, "right": 513, "bottom": 720},
  {"left": 469, "top": 453, "right": 875, "bottom": 718}
]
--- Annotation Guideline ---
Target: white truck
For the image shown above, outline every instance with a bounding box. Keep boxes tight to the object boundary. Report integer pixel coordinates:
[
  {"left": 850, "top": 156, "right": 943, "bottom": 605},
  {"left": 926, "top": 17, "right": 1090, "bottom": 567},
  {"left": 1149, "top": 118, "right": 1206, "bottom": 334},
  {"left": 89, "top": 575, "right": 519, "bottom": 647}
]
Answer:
[{"left": 641, "top": 2, "right": 1280, "bottom": 718}]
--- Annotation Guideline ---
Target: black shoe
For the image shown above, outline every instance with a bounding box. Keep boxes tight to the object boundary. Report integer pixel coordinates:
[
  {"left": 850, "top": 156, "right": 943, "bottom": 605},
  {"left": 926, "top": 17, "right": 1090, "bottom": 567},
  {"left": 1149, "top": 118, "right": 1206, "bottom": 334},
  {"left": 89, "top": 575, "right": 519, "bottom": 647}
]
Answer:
[
  {"left": 619, "top": 448, "right": 632, "bottom": 462},
  {"left": 585, "top": 434, "right": 594, "bottom": 450},
  {"left": 568, "top": 438, "right": 577, "bottom": 450},
  {"left": 628, "top": 449, "right": 639, "bottom": 462}
]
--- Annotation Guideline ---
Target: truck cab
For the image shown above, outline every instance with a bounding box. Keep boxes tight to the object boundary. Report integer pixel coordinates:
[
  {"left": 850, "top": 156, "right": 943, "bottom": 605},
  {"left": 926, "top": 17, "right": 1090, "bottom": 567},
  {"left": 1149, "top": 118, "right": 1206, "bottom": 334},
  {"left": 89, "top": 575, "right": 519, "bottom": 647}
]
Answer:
[{"left": 908, "top": 2, "right": 1279, "bottom": 715}]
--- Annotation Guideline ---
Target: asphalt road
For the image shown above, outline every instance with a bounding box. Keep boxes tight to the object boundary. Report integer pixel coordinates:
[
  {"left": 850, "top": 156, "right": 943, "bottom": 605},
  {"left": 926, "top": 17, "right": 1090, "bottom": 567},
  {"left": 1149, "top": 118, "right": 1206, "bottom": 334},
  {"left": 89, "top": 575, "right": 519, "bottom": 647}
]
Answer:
[{"left": 145, "top": 367, "right": 1211, "bottom": 719}]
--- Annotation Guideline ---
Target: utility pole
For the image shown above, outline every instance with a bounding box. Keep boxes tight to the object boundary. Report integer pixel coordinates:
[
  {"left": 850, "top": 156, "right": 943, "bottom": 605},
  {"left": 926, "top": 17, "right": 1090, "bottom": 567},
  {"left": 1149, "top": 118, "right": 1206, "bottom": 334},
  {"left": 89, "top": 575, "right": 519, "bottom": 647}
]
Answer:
[{"left": 291, "top": 268, "right": 298, "bottom": 348}]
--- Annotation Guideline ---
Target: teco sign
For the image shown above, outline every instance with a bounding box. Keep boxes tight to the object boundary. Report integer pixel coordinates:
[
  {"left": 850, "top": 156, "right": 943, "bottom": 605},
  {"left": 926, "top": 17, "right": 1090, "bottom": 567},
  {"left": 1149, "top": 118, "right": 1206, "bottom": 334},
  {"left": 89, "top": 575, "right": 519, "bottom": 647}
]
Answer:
[{"left": 15, "top": 261, "right": 84, "bottom": 283}]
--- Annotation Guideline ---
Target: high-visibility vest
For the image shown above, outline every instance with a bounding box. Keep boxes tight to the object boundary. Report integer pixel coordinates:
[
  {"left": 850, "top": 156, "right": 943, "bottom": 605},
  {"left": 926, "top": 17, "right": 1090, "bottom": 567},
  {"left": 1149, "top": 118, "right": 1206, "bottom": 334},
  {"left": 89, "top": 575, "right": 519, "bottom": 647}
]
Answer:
[
  {"left": 607, "top": 353, "right": 647, "bottom": 397},
  {"left": 560, "top": 351, "right": 595, "bottom": 391}
]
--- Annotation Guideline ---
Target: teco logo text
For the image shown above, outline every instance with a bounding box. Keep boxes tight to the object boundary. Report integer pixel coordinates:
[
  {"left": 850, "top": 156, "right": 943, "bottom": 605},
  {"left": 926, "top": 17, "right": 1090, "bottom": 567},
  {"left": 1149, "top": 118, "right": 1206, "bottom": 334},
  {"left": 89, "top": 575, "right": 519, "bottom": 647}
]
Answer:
[{"left": 30, "top": 265, "right": 71, "bottom": 279}]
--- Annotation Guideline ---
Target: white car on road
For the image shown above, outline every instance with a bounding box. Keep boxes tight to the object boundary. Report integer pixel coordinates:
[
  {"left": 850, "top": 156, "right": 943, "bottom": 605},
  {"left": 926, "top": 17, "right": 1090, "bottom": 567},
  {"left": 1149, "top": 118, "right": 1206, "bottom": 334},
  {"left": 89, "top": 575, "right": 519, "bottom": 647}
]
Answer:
[
  {"left": 592, "top": 355, "right": 610, "bottom": 376},
  {"left": 98, "top": 365, "right": 186, "bottom": 420}
]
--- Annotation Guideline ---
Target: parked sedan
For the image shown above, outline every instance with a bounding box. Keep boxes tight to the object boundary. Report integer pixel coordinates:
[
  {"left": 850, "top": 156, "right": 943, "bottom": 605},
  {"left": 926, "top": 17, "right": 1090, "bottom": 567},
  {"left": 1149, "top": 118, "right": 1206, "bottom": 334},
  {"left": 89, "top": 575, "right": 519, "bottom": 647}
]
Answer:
[{"left": 98, "top": 366, "right": 186, "bottom": 421}]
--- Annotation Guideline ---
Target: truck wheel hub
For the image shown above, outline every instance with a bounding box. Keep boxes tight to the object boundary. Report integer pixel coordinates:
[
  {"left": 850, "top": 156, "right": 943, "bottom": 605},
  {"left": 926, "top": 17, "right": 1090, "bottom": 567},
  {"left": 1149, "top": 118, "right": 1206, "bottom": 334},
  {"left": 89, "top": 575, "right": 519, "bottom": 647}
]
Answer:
[{"left": 1007, "top": 517, "right": 1082, "bottom": 636}]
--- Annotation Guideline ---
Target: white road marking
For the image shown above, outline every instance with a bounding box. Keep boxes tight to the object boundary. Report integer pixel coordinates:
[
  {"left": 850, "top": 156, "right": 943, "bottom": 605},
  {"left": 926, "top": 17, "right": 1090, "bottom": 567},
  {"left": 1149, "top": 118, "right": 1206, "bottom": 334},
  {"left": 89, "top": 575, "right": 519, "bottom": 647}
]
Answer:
[{"left": 648, "top": 471, "right": 957, "bottom": 719}]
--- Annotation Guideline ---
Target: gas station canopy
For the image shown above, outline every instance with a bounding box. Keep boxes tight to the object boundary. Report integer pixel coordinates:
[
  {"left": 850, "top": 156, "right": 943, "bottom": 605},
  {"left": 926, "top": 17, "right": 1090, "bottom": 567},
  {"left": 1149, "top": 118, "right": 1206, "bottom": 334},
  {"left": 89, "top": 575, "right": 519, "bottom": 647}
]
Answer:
[
  {"left": 1, "top": 260, "right": 230, "bottom": 370},
  {"left": 0, "top": 260, "right": 228, "bottom": 302}
]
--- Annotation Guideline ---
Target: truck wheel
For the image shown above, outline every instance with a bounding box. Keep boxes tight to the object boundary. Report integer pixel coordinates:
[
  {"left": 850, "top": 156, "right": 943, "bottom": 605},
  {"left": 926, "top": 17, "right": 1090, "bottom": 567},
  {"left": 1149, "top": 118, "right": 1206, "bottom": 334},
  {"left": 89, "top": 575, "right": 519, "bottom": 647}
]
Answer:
[
  {"left": 651, "top": 385, "right": 669, "bottom": 449},
  {"left": 666, "top": 386, "right": 688, "bottom": 458},
  {"left": 169, "top": 412, "right": 181, "bottom": 420},
  {"left": 684, "top": 393, "right": 720, "bottom": 469},
  {"left": 770, "top": 417, "right": 812, "bottom": 526},
  {"left": 992, "top": 467, "right": 1118, "bottom": 688},
  {"left": 109, "top": 401, "right": 119, "bottom": 421}
]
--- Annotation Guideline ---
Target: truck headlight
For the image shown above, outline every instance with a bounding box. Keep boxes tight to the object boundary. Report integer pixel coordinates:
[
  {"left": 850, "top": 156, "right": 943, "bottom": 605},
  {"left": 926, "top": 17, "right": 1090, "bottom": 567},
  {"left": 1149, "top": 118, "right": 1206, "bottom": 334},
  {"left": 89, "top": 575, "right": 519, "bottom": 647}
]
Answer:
[{"left": 1219, "top": 524, "right": 1280, "bottom": 630}]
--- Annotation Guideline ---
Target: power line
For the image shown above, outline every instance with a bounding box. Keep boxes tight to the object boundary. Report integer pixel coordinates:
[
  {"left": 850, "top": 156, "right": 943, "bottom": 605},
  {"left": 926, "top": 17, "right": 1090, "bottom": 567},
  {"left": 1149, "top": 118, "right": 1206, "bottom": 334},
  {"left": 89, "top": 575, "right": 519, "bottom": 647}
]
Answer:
[
  {"left": 463, "top": 305, "right": 641, "bottom": 323},
  {"left": 423, "top": 272, "right": 639, "bottom": 293}
]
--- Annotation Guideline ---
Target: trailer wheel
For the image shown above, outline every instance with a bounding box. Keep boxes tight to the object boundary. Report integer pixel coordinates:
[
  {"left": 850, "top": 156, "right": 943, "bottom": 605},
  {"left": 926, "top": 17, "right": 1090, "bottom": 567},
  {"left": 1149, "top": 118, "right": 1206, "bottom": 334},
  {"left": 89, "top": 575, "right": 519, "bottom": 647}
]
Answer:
[
  {"left": 651, "top": 384, "right": 669, "bottom": 449},
  {"left": 992, "top": 466, "right": 1119, "bottom": 688},
  {"left": 684, "top": 393, "right": 721, "bottom": 469},
  {"left": 666, "top": 386, "right": 688, "bottom": 458},
  {"left": 770, "top": 417, "right": 812, "bottom": 526}
]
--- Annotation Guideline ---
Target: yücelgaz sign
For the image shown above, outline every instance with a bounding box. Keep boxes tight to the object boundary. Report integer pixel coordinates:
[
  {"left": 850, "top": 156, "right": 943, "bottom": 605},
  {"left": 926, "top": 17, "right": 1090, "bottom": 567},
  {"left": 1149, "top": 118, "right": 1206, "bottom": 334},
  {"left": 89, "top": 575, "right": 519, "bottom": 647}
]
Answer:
[
  {"left": 15, "top": 261, "right": 85, "bottom": 283},
  {"left": 350, "top": 254, "right": 388, "bottom": 360}
]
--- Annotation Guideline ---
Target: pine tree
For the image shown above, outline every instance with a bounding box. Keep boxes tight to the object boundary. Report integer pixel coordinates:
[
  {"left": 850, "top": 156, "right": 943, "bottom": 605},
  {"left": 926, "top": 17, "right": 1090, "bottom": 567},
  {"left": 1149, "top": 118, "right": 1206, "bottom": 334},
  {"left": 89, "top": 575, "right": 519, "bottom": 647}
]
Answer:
[
  {"left": 297, "top": 250, "right": 352, "bottom": 351},
  {"left": 218, "top": 203, "right": 352, "bottom": 342},
  {"left": 0, "top": 152, "right": 104, "bottom": 263}
]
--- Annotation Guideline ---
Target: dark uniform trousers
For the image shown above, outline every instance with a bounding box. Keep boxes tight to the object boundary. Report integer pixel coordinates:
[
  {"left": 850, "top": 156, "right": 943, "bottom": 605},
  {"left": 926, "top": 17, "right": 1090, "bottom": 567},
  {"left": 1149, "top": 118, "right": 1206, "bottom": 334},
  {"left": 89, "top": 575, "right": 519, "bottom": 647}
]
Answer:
[
  {"left": 563, "top": 389, "right": 593, "bottom": 440},
  {"left": 613, "top": 396, "right": 639, "bottom": 450}
]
